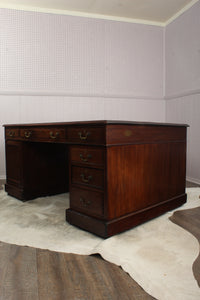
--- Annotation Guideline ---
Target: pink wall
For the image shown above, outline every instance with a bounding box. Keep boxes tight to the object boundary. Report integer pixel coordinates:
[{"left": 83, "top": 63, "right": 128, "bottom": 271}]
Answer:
[
  {"left": 0, "top": 9, "right": 164, "bottom": 99},
  {"left": 1, "top": 4, "right": 199, "bottom": 182},
  {"left": 0, "top": 8, "right": 165, "bottom": 178},
  {"left": 165, "top": 1, "right": 200, "bottom": 183}
]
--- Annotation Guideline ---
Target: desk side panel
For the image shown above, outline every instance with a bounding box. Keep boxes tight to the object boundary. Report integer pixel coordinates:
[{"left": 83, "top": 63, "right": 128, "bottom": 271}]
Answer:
[{"left": 106, "top": 141, "right": 187, "bottom": 220}]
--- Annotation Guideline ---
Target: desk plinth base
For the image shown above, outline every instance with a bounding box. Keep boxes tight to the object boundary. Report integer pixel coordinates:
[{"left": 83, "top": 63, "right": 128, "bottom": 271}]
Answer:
[
  {"left": 5, "top": 183, "right": 68, "bottom": 201},
  {"left": 66, "top": 194, "right": 187, "bottom": 238}
]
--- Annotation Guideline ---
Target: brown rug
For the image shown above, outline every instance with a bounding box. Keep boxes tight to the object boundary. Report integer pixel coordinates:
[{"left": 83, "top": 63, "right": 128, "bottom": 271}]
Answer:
[{"left": 170, "top": 205, "right": 200, "bottom": 287}]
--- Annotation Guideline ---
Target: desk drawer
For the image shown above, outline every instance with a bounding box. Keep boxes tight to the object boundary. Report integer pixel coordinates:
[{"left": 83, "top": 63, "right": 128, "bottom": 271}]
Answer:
[
  {"left": 70, "top": 187, "right": 104, "bottom": 217},
  {"left": 67, "top": 126, "right": 105, "bottom": 144},
  {"left": 70, "top": 146, "right": 104, "bottom": 166},
  {"left": 20, "top": 128, "right": 66, "bottom": 142},
  {"left": 5, "top": 128, "right": 19, "bottom": 139},
  {"left": 71, "top": 166, "right": 104, "bottom": 189}
]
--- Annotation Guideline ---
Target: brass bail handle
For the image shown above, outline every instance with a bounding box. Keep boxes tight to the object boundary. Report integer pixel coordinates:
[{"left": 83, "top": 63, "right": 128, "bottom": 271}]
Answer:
[
  {"left": 9, "top": 131, "right": 15, "bottom": 137},
  {"left": 78, "top": 131, "right": 90, "bottom": 140},
  {"left": 80, "top": 174, "right": 92, "bottom": 183},
  {"left": 49, "top": 131, "right": 59, "bottom": 139},
  {"left": 24, "top": 131, "right": 32, "bottom": 138},
  {"left": 80, "top": 197, "right": 91, "bottom": 207},
  {"left": 80, "top": 153, "right": 92, "bottom": 162}
]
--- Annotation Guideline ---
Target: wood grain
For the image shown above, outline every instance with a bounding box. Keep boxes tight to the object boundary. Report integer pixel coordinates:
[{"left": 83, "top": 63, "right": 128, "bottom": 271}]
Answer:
[
  {"left": 0, "top": 242, "right": 155, "bottom": 300},
  {"left": 0, "top": 243, "right": 38, "bottom": 300}
]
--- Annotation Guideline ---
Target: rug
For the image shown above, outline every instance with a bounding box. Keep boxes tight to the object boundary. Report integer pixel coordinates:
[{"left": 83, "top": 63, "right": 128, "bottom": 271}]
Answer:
[{"left": 0, "top": 187, "right": 200, "bottom": 300}]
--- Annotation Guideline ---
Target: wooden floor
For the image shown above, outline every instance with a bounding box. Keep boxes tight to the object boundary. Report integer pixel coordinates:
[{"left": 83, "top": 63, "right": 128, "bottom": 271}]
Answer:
[
  {"left": 0, "top": 181, "right": 199, "bottom": 300},
  {"left": 170, "top": 205, "right": 200, "bottom": 287},
  {"left": 0, "top": 243, "right": 155, "bottom": 300}
]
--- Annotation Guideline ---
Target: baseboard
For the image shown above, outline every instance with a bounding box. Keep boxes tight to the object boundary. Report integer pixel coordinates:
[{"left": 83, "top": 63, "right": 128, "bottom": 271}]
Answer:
[
  {"left": 66, "top": 194, "right": 187, "bottom": 238},
  {"left": 186, "top": 177, "right": 200, "bottom": 185}
]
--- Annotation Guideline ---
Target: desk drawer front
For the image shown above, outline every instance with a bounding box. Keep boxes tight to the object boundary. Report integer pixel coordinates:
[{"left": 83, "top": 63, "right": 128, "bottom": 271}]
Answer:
[
  {"left": 67, "top": 126, "right": 105, "bottom": 144},
  {"left": 5, "top": 128, "right": 19, "bottom": 139},
  {"left": 70, "top": 187, "right": 104, "bottom": 217},
  {"left": 20, "top": 128, "right": 66, "bottom": 142},
  {"left": 70, "top": 146, "right": 104, "bottom": 166},
  {"left": 71, "top": 166, "right": 104, "bottom": 189}
]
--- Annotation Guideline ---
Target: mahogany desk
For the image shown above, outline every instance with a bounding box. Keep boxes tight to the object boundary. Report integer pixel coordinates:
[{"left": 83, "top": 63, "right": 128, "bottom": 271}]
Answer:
[{"left": 4, "top": 120, "right": 188, "bottom": 238}]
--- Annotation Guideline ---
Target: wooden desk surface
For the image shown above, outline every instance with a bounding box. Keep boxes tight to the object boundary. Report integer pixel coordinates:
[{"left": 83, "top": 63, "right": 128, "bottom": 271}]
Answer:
[{"left": 4, "top": 119, "right": 188, "bottom": 127}]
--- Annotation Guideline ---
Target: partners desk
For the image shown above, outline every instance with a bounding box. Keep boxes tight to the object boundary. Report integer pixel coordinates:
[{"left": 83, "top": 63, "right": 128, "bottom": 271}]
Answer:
[{"left": 4, "top": 120, "right": 188, "bottom": 238}]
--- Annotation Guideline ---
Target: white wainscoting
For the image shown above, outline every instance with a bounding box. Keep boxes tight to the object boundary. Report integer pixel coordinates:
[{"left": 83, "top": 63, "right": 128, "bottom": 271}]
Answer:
[
  {"left": 166, "top": 93, "right": 200, "bottom": 184},
  {"left": 0, "top": 95, "right": 165, "bottom": 178}
]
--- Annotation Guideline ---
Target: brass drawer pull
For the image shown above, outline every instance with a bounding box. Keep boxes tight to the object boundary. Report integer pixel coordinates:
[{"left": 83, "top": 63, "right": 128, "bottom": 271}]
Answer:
[
  {"left": 78, "top": 131, "right": 90, "bottom": 140},
  {"left": 49, "top": 131, "right": 59, "bottom": 139},
  {"left": 80, "top": 197, "right": 91, "bottom": 207},
  {"left": 80, "top": 174, "right": 92, "bottom": 183},
  {"left": 80, "top": 153, "right": 92, "bottom": 162},
  {"left": 8, "top": 131, "right": 15, "bottom": 137},
  {"left": 24, "top": 131, "right": 32, "bottom": 138}
]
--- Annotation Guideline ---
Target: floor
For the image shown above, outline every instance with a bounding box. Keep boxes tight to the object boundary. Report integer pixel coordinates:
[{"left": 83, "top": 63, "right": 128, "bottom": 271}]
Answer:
[
  {"left": 186, "top": 181, "right": 200, "bottom": 188},
  {"left": 0, "top": 180, "right": 199, "bottom": 299},
  {"left": 170, "top": 204, "right": 200, "bottom": 287}
]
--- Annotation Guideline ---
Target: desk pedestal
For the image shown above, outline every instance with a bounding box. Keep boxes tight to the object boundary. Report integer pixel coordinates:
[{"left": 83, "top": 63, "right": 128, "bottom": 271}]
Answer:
[{"left": 5, "top": 140, "right": 69, "bottom": 200}]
